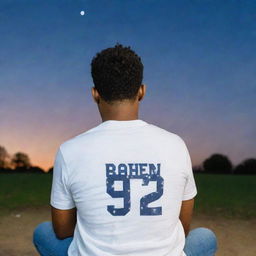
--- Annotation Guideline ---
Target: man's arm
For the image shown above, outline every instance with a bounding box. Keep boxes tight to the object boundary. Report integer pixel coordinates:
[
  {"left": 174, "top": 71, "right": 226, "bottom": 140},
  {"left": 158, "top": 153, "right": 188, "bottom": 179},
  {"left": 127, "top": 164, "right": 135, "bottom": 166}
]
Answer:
[
  {"left": 50, "top": 147, "right": 77, "bottom": 239},
  {"left": 179, "top": 198, "right": 194, "bottom": 237},
  {"left": 178, "top": 138, "right": 197, "bottom": 237},
  {"left": 51, "top": 206, "right": 77, "bottom": 239}
]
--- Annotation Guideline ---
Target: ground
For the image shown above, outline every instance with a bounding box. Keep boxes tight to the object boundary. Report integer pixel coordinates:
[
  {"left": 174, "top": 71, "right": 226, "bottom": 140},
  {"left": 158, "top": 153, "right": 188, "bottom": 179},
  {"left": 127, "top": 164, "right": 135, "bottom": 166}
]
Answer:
[{"left": 0, "top": 206, "right": 255, "bottom": 256}]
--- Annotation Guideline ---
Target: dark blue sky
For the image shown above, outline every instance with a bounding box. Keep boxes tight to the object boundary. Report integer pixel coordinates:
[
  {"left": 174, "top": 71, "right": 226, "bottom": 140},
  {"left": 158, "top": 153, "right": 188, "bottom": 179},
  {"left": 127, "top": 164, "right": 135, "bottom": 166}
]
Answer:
[{"left": 0, "top": 0, "right": 255, "bottom": 170}]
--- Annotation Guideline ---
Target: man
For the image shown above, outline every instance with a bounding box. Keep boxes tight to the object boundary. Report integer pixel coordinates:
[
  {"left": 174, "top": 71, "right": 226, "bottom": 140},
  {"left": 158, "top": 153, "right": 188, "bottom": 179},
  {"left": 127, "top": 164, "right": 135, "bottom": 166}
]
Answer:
[{"left": 33, "top": 43, "right": 217, "bottom": 256}]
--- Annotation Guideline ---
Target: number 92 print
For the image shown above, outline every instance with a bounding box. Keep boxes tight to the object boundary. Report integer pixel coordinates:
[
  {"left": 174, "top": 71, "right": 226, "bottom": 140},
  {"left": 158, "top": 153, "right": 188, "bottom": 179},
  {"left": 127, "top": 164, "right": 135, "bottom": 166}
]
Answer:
[{"left": 106, "top": 163, "right": 164, "bottom": 216}]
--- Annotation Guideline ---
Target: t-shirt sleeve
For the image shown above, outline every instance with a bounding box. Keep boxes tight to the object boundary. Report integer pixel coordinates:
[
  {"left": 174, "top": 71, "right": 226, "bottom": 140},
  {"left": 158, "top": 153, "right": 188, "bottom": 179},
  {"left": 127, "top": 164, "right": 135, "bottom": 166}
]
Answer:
[
  {"left": 50, "top": 147, "right": 75, "bottom": 210},
  {"left": 181, "top": 140, "right": 197, "bottom": 201}
]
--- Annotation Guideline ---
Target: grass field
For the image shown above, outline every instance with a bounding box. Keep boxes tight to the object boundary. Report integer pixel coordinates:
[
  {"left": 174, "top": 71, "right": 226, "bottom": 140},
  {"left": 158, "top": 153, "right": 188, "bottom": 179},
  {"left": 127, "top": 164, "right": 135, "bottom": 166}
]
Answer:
[
  {"left": 194, "top": 174, "right": 256, "bottom": 218},
  {"left": 0, "top": 173, "right": 255, "bottom": 218}
]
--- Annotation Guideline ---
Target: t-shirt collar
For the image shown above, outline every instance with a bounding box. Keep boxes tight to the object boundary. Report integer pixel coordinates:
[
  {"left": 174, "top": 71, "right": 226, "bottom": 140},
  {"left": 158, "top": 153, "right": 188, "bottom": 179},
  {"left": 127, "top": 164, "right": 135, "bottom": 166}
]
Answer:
[{"left": 97, "top": 119, "right": 148, "bottom": 129}]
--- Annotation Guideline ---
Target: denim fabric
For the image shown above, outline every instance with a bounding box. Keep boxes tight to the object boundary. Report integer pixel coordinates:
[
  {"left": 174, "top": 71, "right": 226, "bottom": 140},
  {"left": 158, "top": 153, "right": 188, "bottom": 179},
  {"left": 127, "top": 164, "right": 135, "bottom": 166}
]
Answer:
[
  {"left": 183, "top": 227, "right": 218, "bottom": 256},
  {"left": 33, "top": 221, "right": 217, "bottom": 256}
]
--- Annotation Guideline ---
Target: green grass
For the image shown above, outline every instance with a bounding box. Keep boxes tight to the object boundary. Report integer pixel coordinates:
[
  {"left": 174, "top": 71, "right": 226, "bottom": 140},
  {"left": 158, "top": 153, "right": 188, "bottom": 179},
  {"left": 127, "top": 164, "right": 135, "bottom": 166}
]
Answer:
[
  {"left": 194, "top": 174, "right": 256, "bottom": 219},
  {"left": 0, "top": 173, "right": 52, "bottom": 215},
  {"left": 0, "top": 173, "right": 255, "bottom": 218}
]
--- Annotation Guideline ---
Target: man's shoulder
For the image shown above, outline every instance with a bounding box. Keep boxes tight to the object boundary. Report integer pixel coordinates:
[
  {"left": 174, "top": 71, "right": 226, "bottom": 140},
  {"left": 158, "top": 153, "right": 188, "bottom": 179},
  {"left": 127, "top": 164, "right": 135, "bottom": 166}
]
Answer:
[
  {"left": 58, "top": 122, "right": 187, "bottom": 155},
  {"left": 59, "top": 125, "right": 99, "bottom": 153},
  {"left": 147, "top": 123, "right": 186, "bottom": 144}
]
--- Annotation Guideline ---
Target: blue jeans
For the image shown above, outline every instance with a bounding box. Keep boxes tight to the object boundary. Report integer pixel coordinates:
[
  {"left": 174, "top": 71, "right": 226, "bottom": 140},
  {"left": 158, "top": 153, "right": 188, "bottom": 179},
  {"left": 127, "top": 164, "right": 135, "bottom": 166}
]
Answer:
[{"left": 33, "top": 222, "right": 217, "bottom": 256}]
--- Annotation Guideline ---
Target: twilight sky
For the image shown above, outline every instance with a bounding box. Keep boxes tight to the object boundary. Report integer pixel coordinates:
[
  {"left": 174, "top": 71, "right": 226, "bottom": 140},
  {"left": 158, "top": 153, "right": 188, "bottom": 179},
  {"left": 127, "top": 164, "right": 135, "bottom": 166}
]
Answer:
[{"left": 0, "top": 0, "right": 255, "bottom": 171}]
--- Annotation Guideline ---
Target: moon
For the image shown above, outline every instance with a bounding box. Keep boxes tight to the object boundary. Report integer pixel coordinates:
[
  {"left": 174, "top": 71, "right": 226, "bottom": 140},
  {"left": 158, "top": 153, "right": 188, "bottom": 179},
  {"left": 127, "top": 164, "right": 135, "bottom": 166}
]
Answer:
[{"left": 80, "top": 10, "right": 85, "bottom": 16}]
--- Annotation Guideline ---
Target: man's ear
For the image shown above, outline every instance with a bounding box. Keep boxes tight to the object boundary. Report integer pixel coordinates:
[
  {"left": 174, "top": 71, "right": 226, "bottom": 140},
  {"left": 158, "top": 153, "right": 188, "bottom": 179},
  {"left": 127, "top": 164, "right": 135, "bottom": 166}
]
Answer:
[
  {"left": 91, "top": 86, "right": 100, "bottom": 104},
  {"left": 138, "top": 84, "right": 146, "bottom": 101}
]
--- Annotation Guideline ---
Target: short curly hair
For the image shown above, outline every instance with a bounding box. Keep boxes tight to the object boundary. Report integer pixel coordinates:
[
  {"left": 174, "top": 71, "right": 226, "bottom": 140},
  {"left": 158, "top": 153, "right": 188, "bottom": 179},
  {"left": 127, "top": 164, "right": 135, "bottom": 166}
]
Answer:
[{"left": 91, "top": 43, "right": 144, "bottom": 104}]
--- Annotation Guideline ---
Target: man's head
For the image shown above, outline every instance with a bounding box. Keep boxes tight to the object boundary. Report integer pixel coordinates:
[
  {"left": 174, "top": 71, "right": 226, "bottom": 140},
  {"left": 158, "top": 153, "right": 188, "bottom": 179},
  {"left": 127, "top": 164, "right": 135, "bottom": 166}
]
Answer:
[{"left": 91, "top": 43, "right": 146, "bottom": 107}]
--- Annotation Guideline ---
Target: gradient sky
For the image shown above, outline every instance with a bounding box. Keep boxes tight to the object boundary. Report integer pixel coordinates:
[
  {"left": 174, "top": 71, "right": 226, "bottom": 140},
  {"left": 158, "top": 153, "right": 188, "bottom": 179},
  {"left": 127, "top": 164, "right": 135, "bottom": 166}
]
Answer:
[{"left": 0, "top": 0, "right": 256, "bottom": 171}]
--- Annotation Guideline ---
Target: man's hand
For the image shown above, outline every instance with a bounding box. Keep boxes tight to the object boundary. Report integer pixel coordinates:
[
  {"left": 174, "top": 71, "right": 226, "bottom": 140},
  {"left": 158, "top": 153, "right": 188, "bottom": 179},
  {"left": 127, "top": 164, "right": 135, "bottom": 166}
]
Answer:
[
  {"left": 179, "top": 198, "right": 194, "bottom": 237},
  {"left": 51, "top": 206, "right": 77, "bottom": 239}
]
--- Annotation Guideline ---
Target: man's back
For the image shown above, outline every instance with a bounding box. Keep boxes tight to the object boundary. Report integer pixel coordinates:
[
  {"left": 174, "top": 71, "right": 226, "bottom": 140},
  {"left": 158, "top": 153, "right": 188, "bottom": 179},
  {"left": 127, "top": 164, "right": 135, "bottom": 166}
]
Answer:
[{"left": 50, "top": 119, "right": 197, "bottom": 256}]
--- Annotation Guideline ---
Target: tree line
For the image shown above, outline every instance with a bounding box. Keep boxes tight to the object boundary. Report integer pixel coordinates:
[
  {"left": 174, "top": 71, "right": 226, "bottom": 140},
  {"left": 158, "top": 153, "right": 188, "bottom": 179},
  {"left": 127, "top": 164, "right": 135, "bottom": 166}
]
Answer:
[
  {"left": 194, "top": 153, "right": 256, "bottom": 175},
  {"left": 0, "top": 145, "right": 255, "bottom": 175},
  {"left": 0, "top": 145, "right": 52, "bottom": 174}
]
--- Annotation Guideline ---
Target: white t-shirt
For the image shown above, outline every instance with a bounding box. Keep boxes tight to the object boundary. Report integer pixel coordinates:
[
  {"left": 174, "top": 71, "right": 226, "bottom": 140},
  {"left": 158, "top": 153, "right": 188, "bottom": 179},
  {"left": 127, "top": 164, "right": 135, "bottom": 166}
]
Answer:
[{"left": 50, "top": 119, "right": 197, "bottom": 256}]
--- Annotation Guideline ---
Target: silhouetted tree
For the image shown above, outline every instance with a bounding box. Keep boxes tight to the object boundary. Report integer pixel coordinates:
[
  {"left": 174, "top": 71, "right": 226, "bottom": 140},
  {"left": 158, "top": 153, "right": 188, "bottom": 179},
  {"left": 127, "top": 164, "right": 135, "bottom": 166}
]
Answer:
[
  {"left": 0, "top": 145, "right": 9, "bottom": 169},
  {"left": 47, "top": 167, "right": 53, "bottom": 173},
  {"left": 11, "top": 152, "right": 31, "bottom": 170},
  {"left": 29, "top": 166, "right": 45, "bottom": 173},
  {"left": 192, "top": 165, "right": 203, "bottom": 173},
  {"left": 0, "top": 146, "right": 50, "bottom": 174},
  {"left": 234, "top": 158, "right": 256, "bottom": 175},
  {"left": 203, "top": 153, "right": 233, "bottom": 174}
]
